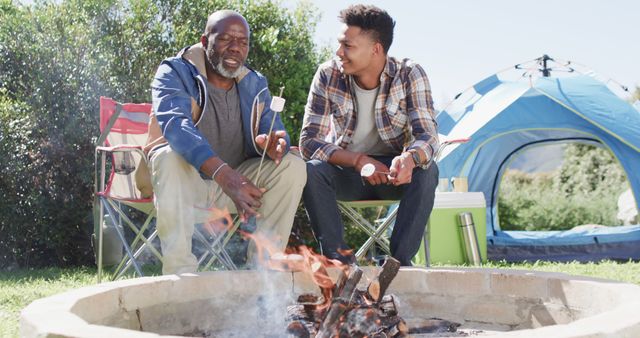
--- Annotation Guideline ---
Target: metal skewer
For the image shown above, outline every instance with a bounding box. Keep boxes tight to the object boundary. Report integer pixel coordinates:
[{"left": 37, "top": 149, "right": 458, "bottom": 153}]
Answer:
[{"left": 255, "top": 86, "right": 285, "bottom": 187}]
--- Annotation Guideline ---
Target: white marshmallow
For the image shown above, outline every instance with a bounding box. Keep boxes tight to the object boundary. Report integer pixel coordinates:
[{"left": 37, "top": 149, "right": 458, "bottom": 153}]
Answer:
[
  {"left": 270, "top": 96, "right": 286, "bottom": 112},
  {"left": 360, "top": 163, "right": 376, "bottom": 177}
]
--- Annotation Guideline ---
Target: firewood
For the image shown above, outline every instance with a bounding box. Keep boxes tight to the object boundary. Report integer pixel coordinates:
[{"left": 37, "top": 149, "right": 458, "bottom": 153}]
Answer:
[
  {"left": 311, "top": 261, "right": 334, "bottom": 303},
  {"left": 297, "top": 294, "right": 320, "bottom": 303},
  {"left": 331, "top": 267, "right": 348, "bottom": 295},
  {"left": 338, "top": 307, "right": 379, "bottom": 337},
  {"left": 396, "top": 319, "right": 409, "bottom": 335},
  {"left": 286, "top": 321, "right": 310, "bottom": 338},
  {"left": 376, "top": 314, "right": 400, "bottom": 329},
  {"left": 287, "top": 305, "right": 312, "bottom": 322},
  {"left": 286, "top": 258, "right": 417, "bottom": 338},
  {"left": 366, "top": 256, "right": 400, "bottom": 302},
  {"left": 315, "top": 266, "right": 363, "bottom": 338},
  {"left": 408, "top": 318, "right": 461, "bottom": 334},
  {"left": 378, "top": 295, "right": 398, "bottom": 316}
]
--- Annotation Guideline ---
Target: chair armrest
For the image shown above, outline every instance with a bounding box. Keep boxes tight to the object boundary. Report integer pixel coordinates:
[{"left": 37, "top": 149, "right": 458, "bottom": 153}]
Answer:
[{"left": 96, "top": 145, "right": 144, "bottom": 153}]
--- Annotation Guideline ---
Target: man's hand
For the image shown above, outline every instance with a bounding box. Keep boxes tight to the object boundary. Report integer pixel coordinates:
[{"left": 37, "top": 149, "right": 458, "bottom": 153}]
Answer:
[
  {"left": 388, "top": 152, "right": 416, "bottom": 186},
  {"left": 355, "top": 154, "right": 391, "bottom": 186},
  {"left": 214, "top": 165, "right": 265, "bottom": 222},
  {"left": 255, "top": 130, "right": 287, "bottom": 165}
]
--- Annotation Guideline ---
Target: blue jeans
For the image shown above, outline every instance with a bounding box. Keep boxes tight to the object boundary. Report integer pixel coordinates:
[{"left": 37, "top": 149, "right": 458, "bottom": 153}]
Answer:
[{"left": 303, "top": 156, "right": 439, "bottom": 265}]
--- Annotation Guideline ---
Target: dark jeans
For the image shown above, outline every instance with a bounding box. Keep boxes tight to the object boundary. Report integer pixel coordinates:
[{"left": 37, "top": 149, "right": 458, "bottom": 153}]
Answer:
[{"left": 303, "top": 156, "right": 439, "bottom": 265}]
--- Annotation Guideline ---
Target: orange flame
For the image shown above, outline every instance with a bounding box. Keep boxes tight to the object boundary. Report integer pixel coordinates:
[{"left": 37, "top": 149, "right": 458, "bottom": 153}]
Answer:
[
  {"left": 196, "top": 205, "right": 236, "bottom": 235},
  {"left": 200, "top": 205, "right": 353, "bottom": 309}
]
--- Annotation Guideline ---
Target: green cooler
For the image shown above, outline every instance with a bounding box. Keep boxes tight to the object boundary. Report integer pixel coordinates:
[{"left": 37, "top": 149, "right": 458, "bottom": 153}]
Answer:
[{"left": 413, "top": 192, "right": 486, "bottom": 265}]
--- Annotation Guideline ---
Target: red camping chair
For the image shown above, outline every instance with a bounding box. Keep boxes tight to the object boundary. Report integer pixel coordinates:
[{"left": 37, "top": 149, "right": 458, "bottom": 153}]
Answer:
[{"left": 94, "top": 97, "right": 237, "bottom": 281}]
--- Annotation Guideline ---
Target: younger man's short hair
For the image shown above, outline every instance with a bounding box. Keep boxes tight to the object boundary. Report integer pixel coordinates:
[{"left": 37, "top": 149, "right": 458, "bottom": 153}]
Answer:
[{"left": 339, "top": 4, "right": 396, "bottom": 53}]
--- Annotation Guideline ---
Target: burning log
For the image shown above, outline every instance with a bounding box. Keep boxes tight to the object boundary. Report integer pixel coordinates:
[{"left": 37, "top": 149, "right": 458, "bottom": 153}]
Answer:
[
  {"left": 366, "top": 256, "right": 400, "bottom": 303},
  {"left": 286, "top": 321, "right": 310, "bottom": 338},
  {"left": 378, "top": 295, "right": 399, "bottom": 316},
  {"left": 331, "top": 267, "right": 348, "bottom": 296},
  {"left": 285, "top": 255, "right": 462, "bottom": 338},
  {"left": 310, "top": 261, "right": 334, "bottom": 303},
  {"left": 315, "top": 265, "right": 363, "bottom": 338}
]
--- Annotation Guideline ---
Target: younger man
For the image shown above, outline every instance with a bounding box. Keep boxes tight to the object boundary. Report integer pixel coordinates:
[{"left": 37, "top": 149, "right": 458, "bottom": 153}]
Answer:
[{"left": 300, "top": 5, "right": 439, "bottom": 265}]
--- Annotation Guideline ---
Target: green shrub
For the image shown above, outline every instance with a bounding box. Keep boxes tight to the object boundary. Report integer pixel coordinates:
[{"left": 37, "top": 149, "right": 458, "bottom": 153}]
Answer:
[
  {"left": 0, "top": 0, "right": 322, "bottom": 269},
  {"left": 499, "top": 144, "right": 630, "bottom": 231}
]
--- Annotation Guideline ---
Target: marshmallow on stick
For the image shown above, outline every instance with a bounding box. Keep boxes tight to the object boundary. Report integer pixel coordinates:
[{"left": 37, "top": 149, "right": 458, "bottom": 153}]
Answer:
[
  {"left": 360, "top": 163, "right": 391, "bottom": 177},
  {"left": 255, "top": 87, "right": 286, "bottom": 186}
]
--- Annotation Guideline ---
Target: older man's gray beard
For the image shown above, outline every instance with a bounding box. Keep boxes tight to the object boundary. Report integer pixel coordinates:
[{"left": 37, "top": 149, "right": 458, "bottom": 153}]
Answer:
[{"left": 206, "top": 55, "right": 244, "bottom": 79}]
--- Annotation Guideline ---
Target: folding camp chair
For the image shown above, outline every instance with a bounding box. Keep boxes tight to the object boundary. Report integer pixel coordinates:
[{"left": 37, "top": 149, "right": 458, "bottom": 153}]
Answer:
[
  {"left": 338, "top": 138, "right": 470, "bottom": 266},
  {"left": 94, "top": 97, "right": 237, "bottom": 282},
  {"left": 337, "top": 200, "right": 396, "bottom": 260}
]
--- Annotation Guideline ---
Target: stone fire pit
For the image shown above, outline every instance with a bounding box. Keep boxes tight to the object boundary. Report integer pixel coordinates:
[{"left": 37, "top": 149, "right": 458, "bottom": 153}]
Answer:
[{"left": 21, "top": 267, "right": 640, "bottom": 337}]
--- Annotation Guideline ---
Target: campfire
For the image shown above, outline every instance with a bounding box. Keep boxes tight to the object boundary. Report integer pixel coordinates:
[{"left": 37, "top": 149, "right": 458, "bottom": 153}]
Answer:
[
  {"left": 198, "top": 209, "right": 468, "bottom": 337},
  {"left": 280, "top": 254, "right": 463, "bottom": 338},
  {"left": 287, "top": 256, "right": 407, "bottom": 337}
]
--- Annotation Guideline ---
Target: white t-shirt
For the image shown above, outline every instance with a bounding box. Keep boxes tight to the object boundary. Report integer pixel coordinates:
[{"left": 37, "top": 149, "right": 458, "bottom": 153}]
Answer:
[{"left": 346, "top": 79, "right": 394, "bottom": 155}]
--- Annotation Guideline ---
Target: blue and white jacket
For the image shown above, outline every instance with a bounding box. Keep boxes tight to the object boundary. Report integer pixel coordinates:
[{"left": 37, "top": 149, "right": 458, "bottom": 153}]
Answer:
[{"left": 146, "top": 43, "right": 290, "bottom": 172}]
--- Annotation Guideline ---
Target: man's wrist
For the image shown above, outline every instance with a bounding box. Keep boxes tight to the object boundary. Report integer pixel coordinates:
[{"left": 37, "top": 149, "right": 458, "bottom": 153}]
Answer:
[
  {"left": 211, "top": 162, "right": 228, "bottom": 181},
  {"left": 353, "top": 153, "right": 365, "bottom": 168},
  {"left": 408, "top": 150, "right": 421, "bottom": 166}
]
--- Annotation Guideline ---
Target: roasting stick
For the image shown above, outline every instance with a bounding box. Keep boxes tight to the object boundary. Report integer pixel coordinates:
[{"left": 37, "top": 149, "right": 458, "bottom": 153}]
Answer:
[{"left": 254, "top": 86, "right": 285, "bottom": 187}]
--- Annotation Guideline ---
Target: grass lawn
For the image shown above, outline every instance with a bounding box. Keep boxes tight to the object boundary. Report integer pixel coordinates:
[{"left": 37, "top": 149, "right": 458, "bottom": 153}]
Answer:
[
  {"left": 0, "top": 267, "right": 96, "bottom": 338},
  {"left": 2, "top": 261, "right": 640, "bottom": 337}
]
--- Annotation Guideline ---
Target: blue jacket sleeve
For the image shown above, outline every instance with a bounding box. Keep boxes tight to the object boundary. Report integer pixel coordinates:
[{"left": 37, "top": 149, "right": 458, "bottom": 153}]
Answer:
[{"left": 151, "top": 60, "right": 215, "bottom": 171}]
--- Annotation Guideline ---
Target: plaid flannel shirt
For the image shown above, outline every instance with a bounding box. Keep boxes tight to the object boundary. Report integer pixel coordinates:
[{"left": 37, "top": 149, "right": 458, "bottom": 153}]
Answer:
[{"left": 299, "top": 57, "right": 439, "bottom": 166}]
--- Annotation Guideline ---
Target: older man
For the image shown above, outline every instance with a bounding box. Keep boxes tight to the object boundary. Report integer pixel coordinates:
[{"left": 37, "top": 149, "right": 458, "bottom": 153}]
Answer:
[{"left": 146, "top": 10, "right": 305, "bottom": 274}]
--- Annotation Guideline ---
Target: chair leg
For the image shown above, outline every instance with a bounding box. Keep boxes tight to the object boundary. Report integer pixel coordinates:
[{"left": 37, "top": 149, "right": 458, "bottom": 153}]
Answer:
[
  {"left": 97, "top": 199, "right": 105, "bottom": 283},
  {"left": 115, "top": 230, "right": 160, "bottom": 279},
  {"left": 338, "top": 204, "right": 391, "bottom": 254},
  {"left": 421, "top": 219, "right": 431, "bottom": 267},
  {"left": 101, "top": 200, "right": 144, "bottom": 277},
  {"left": 354, "top": 207, "right": 398, "bottom": 259},
  {"left": 106, "top": 199, "right": 163, "bottom": 261},
  {"left": 203, "top": 217, "right": 242, "bottom": 270},
  {"left": 110, "top": 213, "right": 162, "bottom": 277},
  {"left": 194, "top": 228, "right": 237, "bottom": 270},
  {"left": 104, "top": 199, "right": 165, "bottom": 279}
]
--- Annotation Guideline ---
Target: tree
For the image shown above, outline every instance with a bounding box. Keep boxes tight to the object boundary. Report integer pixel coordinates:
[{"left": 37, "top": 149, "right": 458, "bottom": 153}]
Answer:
[{"left": 0, "top": 0, "right": 323, "bottom": 268}]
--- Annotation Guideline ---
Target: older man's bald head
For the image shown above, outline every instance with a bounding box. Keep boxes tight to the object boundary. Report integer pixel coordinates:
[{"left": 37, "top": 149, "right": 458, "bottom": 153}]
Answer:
[{"left": 204, "top": 10, "right": 250, "bottom": 36}]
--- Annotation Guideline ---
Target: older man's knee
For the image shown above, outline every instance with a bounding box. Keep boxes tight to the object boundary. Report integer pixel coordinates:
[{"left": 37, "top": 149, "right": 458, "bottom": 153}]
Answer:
[
  {"left": 152, "top": 147, "right": 193, "bottom": 178},
  {"left": 279, "top": 153, "right": 307, "bottom": 185}
]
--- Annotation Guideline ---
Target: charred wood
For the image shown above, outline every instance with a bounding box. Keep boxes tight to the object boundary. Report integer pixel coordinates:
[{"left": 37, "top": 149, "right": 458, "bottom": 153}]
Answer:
[
  {"left": 315, "top": 266, "right": 363, "bottom": 338},
  {"left": 286, "top": 259, "right": 460, "bottom": 338},
  {"left": 408, "top": 318, "right": 462, "bottom": 334},
  {"left": 331, "top": 267, "right": 349, "bottom": 295},
  {"left": 286, "top": 321, "right": 311, "bottom": 338},
  {"left": 378, "top": 295, "right": 399, "bottom": 316},
  {"left": 311, "top": 261, "right": 334, "bottom": 303}
]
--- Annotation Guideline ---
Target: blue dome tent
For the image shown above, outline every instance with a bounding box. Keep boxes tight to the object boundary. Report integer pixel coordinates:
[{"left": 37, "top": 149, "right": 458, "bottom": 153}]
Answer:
[{"left": 436, "top": 55, "right": 640, "bottom": 262}]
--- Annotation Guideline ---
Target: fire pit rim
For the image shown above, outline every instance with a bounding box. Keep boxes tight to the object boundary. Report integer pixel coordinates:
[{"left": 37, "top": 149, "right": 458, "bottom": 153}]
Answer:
[{"left": 20, "top": 268, "right": 640, "bottom": 338}]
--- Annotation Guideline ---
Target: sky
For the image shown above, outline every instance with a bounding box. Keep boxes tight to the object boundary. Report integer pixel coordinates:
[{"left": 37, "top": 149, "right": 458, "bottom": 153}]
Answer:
[{"left": 289, "top": 0, "right": 640, "bottom": 109}]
